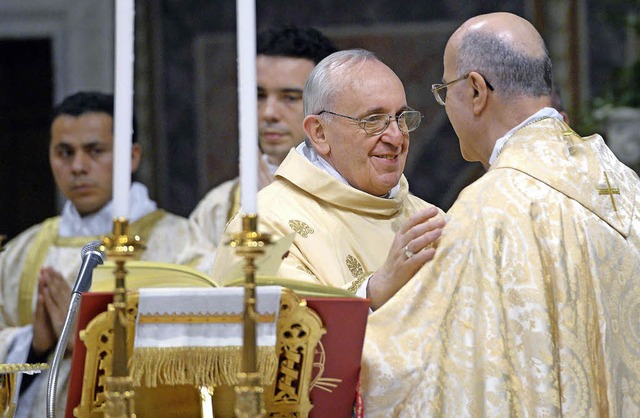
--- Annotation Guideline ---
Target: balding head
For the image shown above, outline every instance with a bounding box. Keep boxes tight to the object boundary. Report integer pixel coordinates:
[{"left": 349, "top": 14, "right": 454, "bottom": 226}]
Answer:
[
  {"left": 439, "top": 13, "right": 554, "bottom": 165},
  {"left": 448, "top": 12, "right": 552, "bottom": 99},
  {"left": 454, "top": 12, "right": 547, "bottom": 55}
]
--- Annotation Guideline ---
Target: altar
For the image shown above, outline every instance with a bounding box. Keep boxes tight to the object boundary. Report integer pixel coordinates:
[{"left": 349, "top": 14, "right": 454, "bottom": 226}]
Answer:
[{"left": 64, "top": 272, "right": 369, "bottom": 417}]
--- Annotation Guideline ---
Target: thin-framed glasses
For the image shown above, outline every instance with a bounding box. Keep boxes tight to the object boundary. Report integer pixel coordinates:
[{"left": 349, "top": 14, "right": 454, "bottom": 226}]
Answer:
[
  {"left": 317, "top": 109, "right": 423, "bottom": 135},
  {"left": 431, "top": 73, "right": 495, "bottom": 106}
]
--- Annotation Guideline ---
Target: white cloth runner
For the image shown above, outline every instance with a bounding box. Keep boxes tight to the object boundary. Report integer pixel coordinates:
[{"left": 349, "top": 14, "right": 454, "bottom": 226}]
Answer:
[{"left": 134, "top": 286, "right": 282, "bottom": 349}]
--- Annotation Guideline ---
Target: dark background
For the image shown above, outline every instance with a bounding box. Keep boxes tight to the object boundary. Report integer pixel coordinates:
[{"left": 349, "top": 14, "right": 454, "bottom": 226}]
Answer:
[{"left": 1, "top": 0, "right": 637, "bottom": 241}]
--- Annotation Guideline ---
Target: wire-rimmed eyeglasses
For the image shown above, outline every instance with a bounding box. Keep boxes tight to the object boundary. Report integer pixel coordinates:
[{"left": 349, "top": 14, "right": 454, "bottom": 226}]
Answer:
[
  {"left": 431, "top": 73, "right": 495, "bottom": 106},
  {"left": 317, "top": 109, "right": 423, "bottom": 135}
]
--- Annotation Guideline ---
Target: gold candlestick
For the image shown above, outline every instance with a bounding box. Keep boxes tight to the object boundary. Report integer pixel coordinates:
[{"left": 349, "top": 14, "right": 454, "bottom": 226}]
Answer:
[
  {"left": 101, "top": 217, "right": 144, "bottom": 418},
  {"left": 229, "top": 214, "right": 271, "bottom": 418}
]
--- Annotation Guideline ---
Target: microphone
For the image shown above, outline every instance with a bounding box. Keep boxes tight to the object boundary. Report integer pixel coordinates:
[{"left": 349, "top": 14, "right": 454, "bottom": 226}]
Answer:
[
  {"left": 46, "top": 241, "right": 105, "bottom": 418},
  {"left": 72, "top": 241, "right": 107, "bottom": 294}
]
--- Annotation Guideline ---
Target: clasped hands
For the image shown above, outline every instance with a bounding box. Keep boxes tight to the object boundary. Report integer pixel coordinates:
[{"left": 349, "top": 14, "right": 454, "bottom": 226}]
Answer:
[
  {"left": 367, "top": 206, "right": 445, "bottom": 310},
  {"left": 32, "top": 267, "right": 74, "bottom": 356}
]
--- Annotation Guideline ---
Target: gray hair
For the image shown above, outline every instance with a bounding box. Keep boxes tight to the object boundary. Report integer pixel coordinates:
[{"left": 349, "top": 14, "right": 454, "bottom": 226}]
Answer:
[
  {"left": 303, "top": 48, "right": 380, "bottom": 117},
  {"left": 457, "top": 31, "right": 552, "bottom": 97}
]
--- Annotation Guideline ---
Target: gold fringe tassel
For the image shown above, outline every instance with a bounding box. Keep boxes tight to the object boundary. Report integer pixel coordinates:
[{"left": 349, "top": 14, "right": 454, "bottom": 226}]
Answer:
[{"left": 128, "top": 346, "right": 277, "bottom": 388}]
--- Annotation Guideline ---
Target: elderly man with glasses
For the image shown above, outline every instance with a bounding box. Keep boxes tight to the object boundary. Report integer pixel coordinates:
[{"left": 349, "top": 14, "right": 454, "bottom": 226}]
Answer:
[
  {"left": 362, "top": 12, "right": 640, "bottom": 417},
  {"left": 212, "top": 49, "right": 445, "bottom": 310}
]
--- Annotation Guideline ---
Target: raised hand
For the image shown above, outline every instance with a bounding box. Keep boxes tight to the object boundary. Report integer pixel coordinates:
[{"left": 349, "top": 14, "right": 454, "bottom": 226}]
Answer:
[{"left": 367, "top": 206, "right": 445, "bottom": 310}]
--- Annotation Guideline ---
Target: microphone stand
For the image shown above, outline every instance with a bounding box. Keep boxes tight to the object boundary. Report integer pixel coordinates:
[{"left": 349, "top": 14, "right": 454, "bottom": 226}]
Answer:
[
  {"left": 46, "top": 243, "right": 105, "bottom": 418},
  {"left": 45, "top": 292, "right": 83, "bottom": 418}
]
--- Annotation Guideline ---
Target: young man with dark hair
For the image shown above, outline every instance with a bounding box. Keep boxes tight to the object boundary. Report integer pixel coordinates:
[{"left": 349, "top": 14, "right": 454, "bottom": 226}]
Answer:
[{"left": 0, "top": 91, "right": 195, "bottom": 417}]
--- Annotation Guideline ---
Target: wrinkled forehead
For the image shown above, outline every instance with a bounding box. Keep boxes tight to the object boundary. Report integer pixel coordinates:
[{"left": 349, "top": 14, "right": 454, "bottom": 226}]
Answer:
[{"left": 333, "top": 60, "right": 406, "bottom": 110}]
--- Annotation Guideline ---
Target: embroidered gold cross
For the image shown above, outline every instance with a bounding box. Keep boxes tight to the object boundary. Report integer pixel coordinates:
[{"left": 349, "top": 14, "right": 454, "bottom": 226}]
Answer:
[{"left": 597, "top": 171, "right": 619, "bottom": 212}]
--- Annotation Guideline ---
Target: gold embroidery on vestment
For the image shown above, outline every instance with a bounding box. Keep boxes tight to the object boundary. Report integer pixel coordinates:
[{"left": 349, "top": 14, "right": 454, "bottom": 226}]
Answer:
[
  {"left": 346, "top": 255, "right": 364, "bottom": 279},
  {"left": 597, "top": 171, "right": 620, "bottom": 212},
  {"left": 346, "top": 255, "right": 370, "bottom": 293},
  {"left": 288, "top": 220, "right": 314, "bottom": 237},
  {"left": 347, "top": 273, "right": 372, "bottom": 294}
]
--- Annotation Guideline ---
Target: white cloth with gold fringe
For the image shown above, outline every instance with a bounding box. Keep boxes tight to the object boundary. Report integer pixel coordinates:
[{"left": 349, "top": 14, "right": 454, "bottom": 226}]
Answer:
[{"left": 130, "top": 286, "right": 281, "bottom": 388}]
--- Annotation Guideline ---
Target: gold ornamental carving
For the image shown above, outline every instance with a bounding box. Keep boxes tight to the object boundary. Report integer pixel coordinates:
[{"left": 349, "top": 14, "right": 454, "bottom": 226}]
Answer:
[
  {"left": 265, "top": 289, "right": 326, "bottom": 417},
  {"left": 1, "top": 363, "right": 49, "bottom": 418},
  {"left": 74, "top": 293, "right": 138, "bottom": 418},
  {"left": 74, "top": 288, "right": 329, "bottom": 417}
]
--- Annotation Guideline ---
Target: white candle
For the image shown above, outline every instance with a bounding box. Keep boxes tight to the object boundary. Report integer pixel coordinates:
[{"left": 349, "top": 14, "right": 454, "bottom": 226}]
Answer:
[
  {"left": 113, "top": 0, "right": 135, "bottom": 219},
  {"left": 236, "top": 0, "right": 258, "bottom": 214}
]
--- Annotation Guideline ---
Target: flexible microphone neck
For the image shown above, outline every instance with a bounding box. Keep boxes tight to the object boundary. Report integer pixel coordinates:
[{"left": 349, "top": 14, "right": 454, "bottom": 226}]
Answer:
[{"left": 46, "top": 241, "right": 105, "bottom": 418}]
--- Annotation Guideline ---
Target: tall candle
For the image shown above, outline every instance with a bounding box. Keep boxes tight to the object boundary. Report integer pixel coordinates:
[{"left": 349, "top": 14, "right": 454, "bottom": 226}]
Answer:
[
  {"left": 113, "top": 0, "right": 135, "bottom": 219},
  {"left": 236, "top": 0, "right": 258, "bottom": 214}
]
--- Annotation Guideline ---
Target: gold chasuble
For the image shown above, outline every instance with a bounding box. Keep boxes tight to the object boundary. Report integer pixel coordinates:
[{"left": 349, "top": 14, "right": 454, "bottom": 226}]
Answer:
[
  {"left": 362, "top": 118, "right": 640, "bottom": 417},
  {"left": 213, "top": 149, "right": 440, "bottom": 292}
]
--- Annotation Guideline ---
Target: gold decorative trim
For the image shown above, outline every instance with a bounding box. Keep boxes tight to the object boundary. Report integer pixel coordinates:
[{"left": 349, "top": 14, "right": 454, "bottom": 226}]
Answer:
[
  {"left": 347, "top": 272, "right": 372, "bottom": 294},
  {"left": 1, "top": 370, "right": 17, "bottom": 418},
  {"left": 137, "top": 312, "right": 276, "bottom": 324},
  {"left": 0, "top": 363, "right": 48, "bottom": 374},
  {"left": 265, "top": 289, "right": 326, "bottom": 416},
  {"left": 129, "top": 346, "right": 277, "bottom": 388},
  {"left": 346, "top": 255, "right": 365, "bottom": 279},
  {"left": 227, "top": 180, "right": 241, "bottom": 223},
  {"left": 18, "top": 217, "right": 60, "bottom": 325},
  {"left": 18, "top": 211, "right": 166, "bottom": 326},
  {"left": 310, "top": 341, "right": 342, "bottom": 393},
  {"left": 288, "top": 220, "right": 314, "bottom": 238},
  {"left": 597, "top": 171, "right": 620, "bottom": 212},
  {"left": 74, "top": 292, "right": 139, "bottom": 418},
  {"left": 75, "top": 289, "right": 330, "bottom": 417}
]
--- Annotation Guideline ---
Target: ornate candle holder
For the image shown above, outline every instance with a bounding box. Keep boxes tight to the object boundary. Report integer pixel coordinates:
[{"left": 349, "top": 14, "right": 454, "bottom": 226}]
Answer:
[
  {"left": 1, "top": 363, "right": 48, "bottom": 418},
  {"left": 100, "top": 217, "right": 145, "bottom": 418},
  {"left": 229, "top": 214, "right": 271, "bottom": 418}
]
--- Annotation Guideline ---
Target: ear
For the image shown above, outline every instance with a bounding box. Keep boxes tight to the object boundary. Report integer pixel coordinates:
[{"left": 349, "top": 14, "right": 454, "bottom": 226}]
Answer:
[
  {"left": 303, "top": 115, "right": 330, "bottom": 155},
  {"left": 469, "top": 71, "right": 490, "bottom": 115},
  {"left": 130, "top": 143, "right": 142, "bottom": 173}
]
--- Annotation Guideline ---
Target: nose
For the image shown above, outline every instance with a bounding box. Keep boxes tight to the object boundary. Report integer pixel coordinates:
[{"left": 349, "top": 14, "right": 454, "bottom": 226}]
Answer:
[
  {"left": 380, "top": 117, "right": 406, "bottom": 146},
  {"left": 260, "top": 95, "right": 281, "bottom": 122},
  {"left": 71, "top": 151, "right": 89, "bottom": 174}
]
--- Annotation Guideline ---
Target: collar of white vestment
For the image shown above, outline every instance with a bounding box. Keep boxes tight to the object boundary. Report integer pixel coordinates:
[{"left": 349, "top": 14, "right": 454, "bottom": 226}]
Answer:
[
  {"left": 58, "top": 182, "right": 158, "bottom": 237},
  {"left": 277, "top": 149, "right": 409, "bottom": 217},
  {"left": 129, "top": 286, "right": 281, "bottom": 388},
  {"left": 262, "top": 153, "right": 279, "bottom": 176},
  {"left": 489, "top": 107, "right": 564, "bottom": 165}
]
